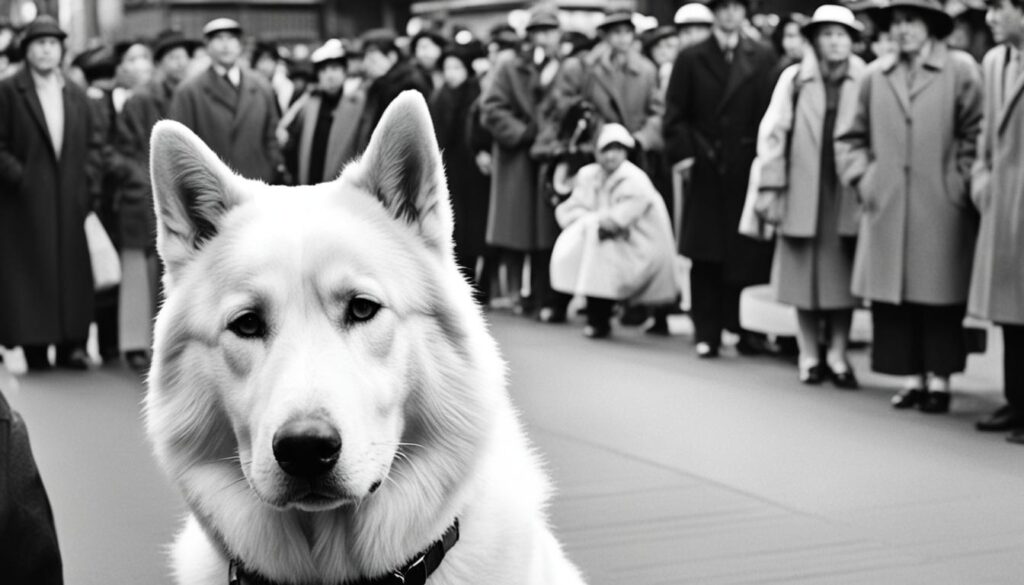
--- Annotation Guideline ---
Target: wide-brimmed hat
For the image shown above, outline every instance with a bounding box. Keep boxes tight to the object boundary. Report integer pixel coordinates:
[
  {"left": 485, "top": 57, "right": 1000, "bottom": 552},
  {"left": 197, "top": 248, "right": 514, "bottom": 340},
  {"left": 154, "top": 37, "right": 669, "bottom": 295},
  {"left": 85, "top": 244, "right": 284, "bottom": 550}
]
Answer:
[
  {"left": 359, "top": 28, "right": 399, "bottom": 55},
  {"left": 441, "top": 40, "right": 487, "bottom": 73},
  {"left": 696, "top": 0, "right": 751, "bottom": 11},
  {"left": 411, "top": 24, "right": 448, "bottom": 50},
  {"left": 72, "top": 45, "right": 119, "bottom": 82},
  {"left": 801, "top": 5, "right": 865, "bottom": 40},
  {"left": 876, "top": 0, "right": 954, "bottom": 38},
  {"left": 152, "top": 29, "right": 200, "bottom": 62},
  {"left": 641, "top": 25, "right": 679, "bottom": 51},
  {"left": 202, "top": 18, "right": 243, "bottom": 39},
  {"left": 525, "top": 8, "right": 560, "bottom": 32},
  {"left": 488, "top": 24, "right": 521, "bottom": 49},
  {"left": 19, "top": 15, "right": 67, "bottom": 52},
  {"left": 597, "top": 10, "right": 634, "bottom": 32},
  {"left": 675, "top": 3, "right": 715, "bottom": 26},
  {"left": 596, "top": 123, "right": 636, "bottom": 151}
]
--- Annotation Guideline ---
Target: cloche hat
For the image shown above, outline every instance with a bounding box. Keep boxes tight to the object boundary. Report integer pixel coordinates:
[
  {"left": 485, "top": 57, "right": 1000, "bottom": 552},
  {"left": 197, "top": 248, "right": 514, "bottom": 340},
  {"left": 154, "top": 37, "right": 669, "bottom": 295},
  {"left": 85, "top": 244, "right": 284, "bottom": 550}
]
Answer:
[
  {"left": 876, "top": 0, "right": 954, "bottom": 39},
  {"left": 596, "top": 123, "right": 636, "bottom": 151},
  {"left": 801, "top": 5, "right": 865, "bottom": 40},
  {"left": 19, "top": 15, "right": 66, "bottom": 52},
  {"left": 202, "top": 18, "right": 243, "bottom": 39},
  {"left": 674, "top": 3, "right": 715, "bottom": 27}
]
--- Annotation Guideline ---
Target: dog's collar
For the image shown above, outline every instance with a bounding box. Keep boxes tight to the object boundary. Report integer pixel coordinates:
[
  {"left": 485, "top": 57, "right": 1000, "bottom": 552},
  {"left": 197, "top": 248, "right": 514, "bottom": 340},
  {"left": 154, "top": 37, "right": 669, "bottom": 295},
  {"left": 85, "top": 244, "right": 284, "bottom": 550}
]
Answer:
[{"left": 228, "top": 518, "right": 460, "bottom": 585}]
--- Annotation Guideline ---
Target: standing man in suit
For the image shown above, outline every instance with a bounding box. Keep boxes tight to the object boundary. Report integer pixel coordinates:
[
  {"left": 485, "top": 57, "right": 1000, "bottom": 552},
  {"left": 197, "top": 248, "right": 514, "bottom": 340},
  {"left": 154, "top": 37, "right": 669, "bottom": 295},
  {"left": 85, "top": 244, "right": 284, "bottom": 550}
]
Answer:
[
  {"left": 663, "top": 0, "right": 777, "bottom": 358},
  {"left": 169, "top": 18, "right": 284, "bottom": 183},
  {"left": 971, "top": 0, "right": 1024, "bottom": 440},
  {"left": 0, "top": 16, "right": 96, "bottom": 370}
]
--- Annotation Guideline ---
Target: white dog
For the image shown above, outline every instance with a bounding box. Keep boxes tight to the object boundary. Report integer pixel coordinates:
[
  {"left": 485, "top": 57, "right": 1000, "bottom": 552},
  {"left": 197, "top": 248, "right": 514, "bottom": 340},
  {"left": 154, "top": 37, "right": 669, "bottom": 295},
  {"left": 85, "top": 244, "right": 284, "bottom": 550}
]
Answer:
[{"left": 144, "top": 92, "right": 587, "bottom": 585}]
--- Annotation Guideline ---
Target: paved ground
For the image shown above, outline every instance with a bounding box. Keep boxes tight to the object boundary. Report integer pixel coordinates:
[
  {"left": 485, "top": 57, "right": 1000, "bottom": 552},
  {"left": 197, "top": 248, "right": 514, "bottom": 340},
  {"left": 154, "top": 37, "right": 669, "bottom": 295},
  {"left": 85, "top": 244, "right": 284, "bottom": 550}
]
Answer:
[{"left": 3, "top": 310, "right": 1023, "bottom": 584}]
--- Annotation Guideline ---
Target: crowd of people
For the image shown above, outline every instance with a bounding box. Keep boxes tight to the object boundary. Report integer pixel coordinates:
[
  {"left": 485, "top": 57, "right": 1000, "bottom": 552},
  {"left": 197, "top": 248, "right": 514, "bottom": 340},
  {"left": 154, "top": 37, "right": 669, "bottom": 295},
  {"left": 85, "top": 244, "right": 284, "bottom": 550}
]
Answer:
[{"left": 1, "top": 0, "right": 1023, "bottom": 442}]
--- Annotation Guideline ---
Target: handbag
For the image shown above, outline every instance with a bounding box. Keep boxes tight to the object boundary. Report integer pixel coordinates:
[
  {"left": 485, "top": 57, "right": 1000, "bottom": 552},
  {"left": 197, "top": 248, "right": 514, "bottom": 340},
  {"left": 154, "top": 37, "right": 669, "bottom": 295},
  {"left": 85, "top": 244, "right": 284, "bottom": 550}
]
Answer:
[{"left": 84, "top": 212, "right": 121, "bottom": 292}]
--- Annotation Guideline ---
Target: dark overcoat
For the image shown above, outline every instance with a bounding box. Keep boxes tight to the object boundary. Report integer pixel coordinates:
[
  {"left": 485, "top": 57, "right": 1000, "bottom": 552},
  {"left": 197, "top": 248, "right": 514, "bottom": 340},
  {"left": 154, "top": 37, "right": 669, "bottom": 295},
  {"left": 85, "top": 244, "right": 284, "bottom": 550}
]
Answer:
[
  {"left": 287, "top": 85, "right": 366, "bottom": 185},
  {"left": 480, "top": 51, "right": 560, "bottom": 251},
  {"left": 355, "top": 60, "right": 432, "bottom": 154},
  {"left": 431, "top": 79, "right": 491, "bottom": 262},
  {"left": 0, "top": 68, "right": 95, "bottom": 347},
  {"left": 115, "top": 78, "right": 174, "bottom": 250},
  {"left": 168, "top": 67, "right": 282, "bottom": 182},
  {"left": 663, "top": 36, "right": 776, "bottom": 285}
]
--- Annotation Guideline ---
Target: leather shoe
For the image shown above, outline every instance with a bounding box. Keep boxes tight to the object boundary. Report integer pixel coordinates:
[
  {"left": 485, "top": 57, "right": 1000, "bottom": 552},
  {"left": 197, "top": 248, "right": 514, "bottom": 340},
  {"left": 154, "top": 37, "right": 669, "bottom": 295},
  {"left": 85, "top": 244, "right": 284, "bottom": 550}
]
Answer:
[
  {"left": 892, "top": 388, "right": 925, "bottom": 409},
  {"left": 56, "top": 348, "right": 91, "bottom": 370},
  {"left": 1006, "top": 429, "right": 1024, "bottom": 445},
  {"left": 696, "top": 342, "right": 719, "bottom": 358},
  {"left": 976, "top": 406, "right": 1024, "bottom": 432},
  {"left": 918, "top": 391, "right": 951, "bottom": 414},
  {"left": 828, "top": 364, "right": 859, "bottom": 390},
  {"left": 537, "top": 306, "right": 567, "bottom": 324},
  {"left": 798, "top": 362, "right": 828, "bottom": 385},
  {"left": 735, "top": 333, "right": 768, "bottom": 356},
  {"left": 582, "top": 324, "right": 610, "bottom": 339}
]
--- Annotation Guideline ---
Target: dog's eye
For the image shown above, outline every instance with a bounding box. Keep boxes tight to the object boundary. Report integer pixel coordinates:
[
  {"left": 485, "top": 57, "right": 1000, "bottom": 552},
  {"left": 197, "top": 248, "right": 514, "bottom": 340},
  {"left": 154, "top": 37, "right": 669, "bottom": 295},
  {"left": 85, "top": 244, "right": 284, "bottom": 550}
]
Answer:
[
  {"left": 348, "top": 297, "right": 380, "bottom": 323},
  {"left": 228, "top": 312, "right": 267, "bottom": 339}
]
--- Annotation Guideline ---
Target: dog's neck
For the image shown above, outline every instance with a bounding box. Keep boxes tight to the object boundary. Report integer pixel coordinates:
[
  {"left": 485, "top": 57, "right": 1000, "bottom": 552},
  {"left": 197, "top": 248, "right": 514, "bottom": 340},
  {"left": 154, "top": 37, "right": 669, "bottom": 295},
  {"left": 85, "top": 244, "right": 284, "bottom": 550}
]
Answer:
[{"left": 228, "top": 518, "right": 460, "bottom": 585}]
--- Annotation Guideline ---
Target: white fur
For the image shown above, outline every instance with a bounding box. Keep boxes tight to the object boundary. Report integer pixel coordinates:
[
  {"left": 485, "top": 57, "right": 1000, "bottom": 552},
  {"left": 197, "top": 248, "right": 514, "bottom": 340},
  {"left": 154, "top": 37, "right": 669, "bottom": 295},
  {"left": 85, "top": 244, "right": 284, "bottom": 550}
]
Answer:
[{"left": 145, "top": 92, "right": 586, "bottom": 585}]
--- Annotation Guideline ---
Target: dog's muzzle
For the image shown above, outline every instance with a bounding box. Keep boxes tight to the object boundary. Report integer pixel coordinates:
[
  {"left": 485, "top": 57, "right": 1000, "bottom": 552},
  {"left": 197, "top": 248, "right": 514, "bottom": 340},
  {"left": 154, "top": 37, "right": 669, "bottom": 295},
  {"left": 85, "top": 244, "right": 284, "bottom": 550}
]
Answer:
[{"left": 272, "top": 418, "right": 341, "bottom": 478}]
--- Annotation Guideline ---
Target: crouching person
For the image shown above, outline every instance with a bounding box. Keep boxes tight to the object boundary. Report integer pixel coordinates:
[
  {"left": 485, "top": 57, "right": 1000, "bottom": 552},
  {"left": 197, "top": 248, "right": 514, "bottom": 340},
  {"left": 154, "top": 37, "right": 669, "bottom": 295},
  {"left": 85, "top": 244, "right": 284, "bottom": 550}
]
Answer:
[{"left": 550, "top": 124, "right": 679, "bottom": 338}]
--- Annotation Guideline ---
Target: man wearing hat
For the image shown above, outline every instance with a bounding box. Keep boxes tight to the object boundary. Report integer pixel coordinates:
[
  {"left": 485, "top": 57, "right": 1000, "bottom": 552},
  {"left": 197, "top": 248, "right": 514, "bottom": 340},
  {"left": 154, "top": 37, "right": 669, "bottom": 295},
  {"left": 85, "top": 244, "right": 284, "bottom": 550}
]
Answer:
[
  {"left": 835, "top": 0, "right": 982, "bottom": 413},
  {"left": 663, "top": 0, "right": 778, "bottom": 358},
  {"left": 352, "top": 28, "right": 432, "bottom": 153},
  {"left": 0, "top": 15, "right": 97, "bottom": 370},
  {"left": 480, "top": 6, "right": 567, "bottom": 319},
  {"left": 284, "top": 40, "right": 365, "bottom": 186},
  {"left": 110, "top": 30, "right": 198, "bottom": 370},
  {"left": 971, "top": 0, "right": 1024, "bottom": 441},
  {"left": 169, "top": 18, "right": 284, "bottom": 184}
]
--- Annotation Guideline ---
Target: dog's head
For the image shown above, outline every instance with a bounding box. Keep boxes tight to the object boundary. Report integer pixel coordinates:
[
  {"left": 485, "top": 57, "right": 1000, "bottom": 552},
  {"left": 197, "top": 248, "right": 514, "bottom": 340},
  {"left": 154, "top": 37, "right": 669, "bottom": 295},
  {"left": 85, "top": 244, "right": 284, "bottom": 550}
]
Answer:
[{"left": 145, "top": 92, "right": 501, "bottom": 518}]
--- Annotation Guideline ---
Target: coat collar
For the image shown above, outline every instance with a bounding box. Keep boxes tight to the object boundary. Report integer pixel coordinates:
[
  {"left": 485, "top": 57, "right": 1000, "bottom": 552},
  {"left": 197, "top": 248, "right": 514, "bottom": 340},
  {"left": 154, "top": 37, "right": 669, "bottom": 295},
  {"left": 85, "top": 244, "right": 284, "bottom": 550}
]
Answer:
[
  {"left": 881, "top": 41, "right": 949, "bottom": 115},
  {"left": 998, "top": 44, "right": 1024, "bottom": 135}
]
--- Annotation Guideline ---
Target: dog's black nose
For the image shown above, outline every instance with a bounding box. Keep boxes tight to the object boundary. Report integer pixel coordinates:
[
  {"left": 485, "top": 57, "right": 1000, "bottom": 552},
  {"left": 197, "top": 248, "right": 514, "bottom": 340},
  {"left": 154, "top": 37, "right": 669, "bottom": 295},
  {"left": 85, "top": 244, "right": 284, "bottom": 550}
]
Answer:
[{"left": 272, "top": 419, "right": 341, "bottom": 478}]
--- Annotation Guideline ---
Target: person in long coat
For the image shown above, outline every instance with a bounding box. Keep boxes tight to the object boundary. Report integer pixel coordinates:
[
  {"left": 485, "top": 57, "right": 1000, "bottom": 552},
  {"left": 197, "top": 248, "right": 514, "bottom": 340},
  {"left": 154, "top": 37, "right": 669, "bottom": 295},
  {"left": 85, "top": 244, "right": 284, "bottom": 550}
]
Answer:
[
  {"left": 663, "top": 0, "right": 777, "bottom": 358},
  {"left": 835, "top": 0, "right": 983, "bottom": 413},
  {"left": 114, "top": 29, "right": 197, "bottom": 371},
  {"left": 969, "top": 0, "right": 1024, "bottom": 441},
  {"left": 551, "top": 124, "right": 678, "bottom": 339},
  {"left": 284, "top": 41, "right": 365, "bottom": 186},
  {"left": 431, "top": 42, "right": 492, "bottom": 304},
  {"left": 0, "top": 17, "right": 95, "bottom": 370},
  {"left": 169, "top": 18, "right": 283, "bottom": 183},
  {"left": 756, "top": 6, "right": 866, "bottom": 387},
  {"left": 480, "top": 8, "right": 564, "bottom": 317}
]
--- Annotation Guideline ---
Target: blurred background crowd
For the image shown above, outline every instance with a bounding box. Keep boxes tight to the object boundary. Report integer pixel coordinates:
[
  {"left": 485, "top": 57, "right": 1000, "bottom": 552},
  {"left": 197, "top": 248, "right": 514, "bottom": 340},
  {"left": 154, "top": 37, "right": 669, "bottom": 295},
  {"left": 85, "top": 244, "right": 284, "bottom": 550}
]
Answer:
[{"left": 2, "top": 0, "right": 1024, "bottom": 444}]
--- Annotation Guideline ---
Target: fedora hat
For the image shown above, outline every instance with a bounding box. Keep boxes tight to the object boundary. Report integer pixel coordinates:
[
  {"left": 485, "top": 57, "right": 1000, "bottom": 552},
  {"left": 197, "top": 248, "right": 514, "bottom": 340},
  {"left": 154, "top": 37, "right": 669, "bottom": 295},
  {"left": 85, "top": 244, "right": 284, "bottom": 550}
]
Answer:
[
  {"left": 152, "top": 29, "right": 200, "bottom": 62},
  {"left": 19, "top": 15, "right": 67, "bottom": 52},
  {"left": 641, "top": 25, "right": 679, "bottom": 51},
  {"left": 877, "top": 0, "right": 954, "bottom": 38},
  {"left": 801, "top": 5, "right": 865, "bottom": 40},
  {"left": 202, "top": 18, "right": 243, "bottom": 39},
  {"left": 597, "top": 10, "right": 634, "bottom": 31},
  {"left": 525, "top": 8, "right": 560, "bottom": 32}
]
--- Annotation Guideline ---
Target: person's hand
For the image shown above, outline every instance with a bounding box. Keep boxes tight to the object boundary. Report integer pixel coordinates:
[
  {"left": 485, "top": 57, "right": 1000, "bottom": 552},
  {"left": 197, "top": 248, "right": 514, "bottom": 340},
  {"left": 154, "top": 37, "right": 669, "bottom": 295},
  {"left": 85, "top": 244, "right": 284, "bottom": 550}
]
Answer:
[
  {"left": 754, "top": 190, "right": 785, "bottom": 226},
  {"left": 475, "top": 151, "right": 492, "bottom": 176}
]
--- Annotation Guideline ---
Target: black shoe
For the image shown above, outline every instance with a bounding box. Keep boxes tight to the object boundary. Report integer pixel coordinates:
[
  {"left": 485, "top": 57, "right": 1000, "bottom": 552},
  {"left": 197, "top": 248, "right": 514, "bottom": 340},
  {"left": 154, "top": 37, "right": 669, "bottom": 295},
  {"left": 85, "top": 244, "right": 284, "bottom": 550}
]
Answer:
[
  {"left": 735, "top": 333, "right": 768, "bottom": 356},
  {"left": 918, "top": 391, "right": 951, "bottom": 414},
  {"left": 976, "top": 406, "right": 1024, "bottom": 432},
  {"left": 1006, "top": 429, "right": 1024, "bottom": 445},
  {"left": 23, "top": 347, "right": 52, "bottom": 371},
  {"left": 582, "top": 324, "right": 611, "bottom": 339},
  {"left": 645, "top": 317, "right": 670, "bottom": 336},
  {"left": 828, "top": 364, "right": 860, "bottom": 390},
  {"left": 537, "top": 306, "right": 567, "bottom": 324},
  {"left": 892, "top": 388, "right": 925, "bottom": 409},
  {"left": 799, "top": 363, "right": 828, "bottom": 385},
  {"left": 56, "top": 348, "right": 91, "bottom": 370},
  {"left": 696, "top": 342, "right": 719, "bottom": 358},
  {"left": 619, "top": 306, "right": 648, "bottom": 326}
]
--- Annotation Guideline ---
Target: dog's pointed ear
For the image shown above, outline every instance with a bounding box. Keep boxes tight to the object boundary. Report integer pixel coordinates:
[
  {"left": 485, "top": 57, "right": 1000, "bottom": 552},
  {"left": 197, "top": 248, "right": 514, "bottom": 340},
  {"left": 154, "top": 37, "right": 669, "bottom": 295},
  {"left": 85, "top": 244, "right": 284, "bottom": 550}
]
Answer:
[
  {"left": 347, "top": 91, "right": 453, "bottom": 252},
  {"left": 150, "top": 120, "right": 247, "bottom": 278}
]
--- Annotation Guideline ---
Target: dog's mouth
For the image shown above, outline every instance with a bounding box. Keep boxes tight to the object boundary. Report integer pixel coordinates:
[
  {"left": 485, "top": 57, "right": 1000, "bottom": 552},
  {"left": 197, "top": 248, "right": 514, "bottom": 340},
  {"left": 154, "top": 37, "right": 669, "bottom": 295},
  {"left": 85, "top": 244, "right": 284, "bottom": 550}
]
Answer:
[{"left": 288, "top": 490, "right": 353, "bottom": 511}]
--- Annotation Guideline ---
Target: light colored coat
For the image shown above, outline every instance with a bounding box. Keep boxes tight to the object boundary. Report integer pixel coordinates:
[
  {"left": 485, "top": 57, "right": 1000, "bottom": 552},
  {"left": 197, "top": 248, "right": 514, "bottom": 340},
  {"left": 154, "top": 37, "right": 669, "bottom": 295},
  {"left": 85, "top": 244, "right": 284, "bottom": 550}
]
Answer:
[
  {"left": 835, "top": 43, "right": 983, "bottom": 305},
  {"left": 968, "top": 45, "right": 1024, "bottom": 324},
  {"left": 293, "top": 88, "right": 366, "bottom": 185},
  {"left": 758, "top": 53, "right": 865, "bottom": 238},
  {"left": 550, "top": 160, "right": 678, "bottom": 304}
]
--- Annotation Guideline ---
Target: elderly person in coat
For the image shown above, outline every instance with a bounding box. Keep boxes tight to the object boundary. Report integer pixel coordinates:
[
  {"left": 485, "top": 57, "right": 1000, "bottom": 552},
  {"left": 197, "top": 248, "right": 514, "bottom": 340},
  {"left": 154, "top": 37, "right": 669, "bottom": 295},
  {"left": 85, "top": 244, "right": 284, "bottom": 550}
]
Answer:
[
  {"left": 284, "top": 40, "right": 365, "bottom": 186},
  {"left": 756, "top": 5, "right": 866, "bottom": 388},
  {"left": 0, "top": 16, "right": 96, "bottom": 371},
  {"left": 835, "top": 0, "right": 983, "bottom": 414},
  {"left": 971, "top": 0, "right": 1024, "bottom": 441},
  {"left": 480, "top": 8, "right": 565, "bottom": 319},
  {"left": 169, "top": 18, "right": 284, "bottom": 183},
  {"left": 550, "top": 124, "right": 679, "bottom": 339}
]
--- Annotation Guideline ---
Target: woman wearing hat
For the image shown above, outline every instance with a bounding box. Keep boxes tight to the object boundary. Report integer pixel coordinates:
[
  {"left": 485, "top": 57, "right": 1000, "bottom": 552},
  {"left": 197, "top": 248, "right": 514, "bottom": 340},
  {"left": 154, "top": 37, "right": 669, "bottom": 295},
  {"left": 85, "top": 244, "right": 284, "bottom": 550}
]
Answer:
[
  {"left": 0, "top": 16, "right": 96, "bottom": 369},
  {"left": 836, "top": 0, "right": 983, "bottom": 413},
  {"left": 756, "top": 5, "right": 867, "bottom": 387},
  {"left": 550, "top": 124, "right": 679, "bottom": 338}
]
